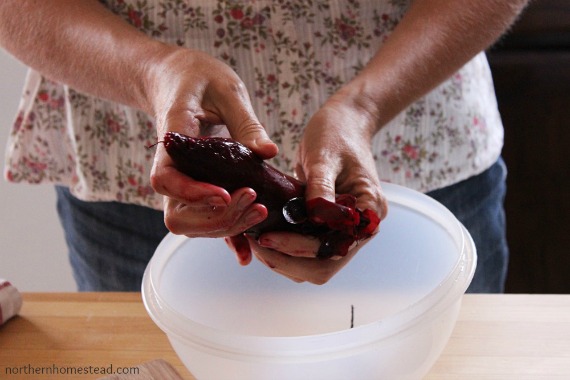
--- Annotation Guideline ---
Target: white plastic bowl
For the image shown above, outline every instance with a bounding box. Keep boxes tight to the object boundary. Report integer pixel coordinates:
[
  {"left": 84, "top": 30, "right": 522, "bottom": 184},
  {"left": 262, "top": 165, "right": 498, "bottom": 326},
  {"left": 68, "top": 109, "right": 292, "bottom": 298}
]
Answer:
[{"left": 142, "top": 182, "right": 476, "bottom": 380}]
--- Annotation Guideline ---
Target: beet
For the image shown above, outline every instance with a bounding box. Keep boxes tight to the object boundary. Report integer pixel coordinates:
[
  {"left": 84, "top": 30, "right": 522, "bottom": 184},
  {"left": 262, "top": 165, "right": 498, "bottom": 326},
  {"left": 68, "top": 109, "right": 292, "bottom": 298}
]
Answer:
[{"left": 161, "top": 132, "right": 380, "bottom": 258}]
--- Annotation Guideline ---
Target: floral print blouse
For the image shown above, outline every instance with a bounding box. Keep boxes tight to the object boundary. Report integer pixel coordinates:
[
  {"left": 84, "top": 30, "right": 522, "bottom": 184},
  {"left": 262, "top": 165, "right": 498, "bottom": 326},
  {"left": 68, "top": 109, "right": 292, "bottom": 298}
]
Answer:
[{"left": 4, "top": 0, "right": 503, "bottom": 210}]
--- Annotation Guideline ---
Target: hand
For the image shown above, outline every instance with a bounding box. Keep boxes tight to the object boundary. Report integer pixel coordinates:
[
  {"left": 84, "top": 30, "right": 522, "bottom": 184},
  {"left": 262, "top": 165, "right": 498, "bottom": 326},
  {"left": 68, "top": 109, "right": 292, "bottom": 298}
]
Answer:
[
  {"left": 247, "top": 95, "right": 388, "bottom": 284},
  {"left": 249, "top": 234, "right": 363, "bottom": 284},
  {"left": 148, "top": 48, "right": 278, "bottom": 243}
]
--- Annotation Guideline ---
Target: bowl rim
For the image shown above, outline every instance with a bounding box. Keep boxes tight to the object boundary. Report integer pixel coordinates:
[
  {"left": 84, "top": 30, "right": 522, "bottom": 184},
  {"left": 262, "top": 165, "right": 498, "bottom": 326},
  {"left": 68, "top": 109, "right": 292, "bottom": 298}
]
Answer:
[{"left": 142, "top": 182, "right": 477, "bottom": 356}]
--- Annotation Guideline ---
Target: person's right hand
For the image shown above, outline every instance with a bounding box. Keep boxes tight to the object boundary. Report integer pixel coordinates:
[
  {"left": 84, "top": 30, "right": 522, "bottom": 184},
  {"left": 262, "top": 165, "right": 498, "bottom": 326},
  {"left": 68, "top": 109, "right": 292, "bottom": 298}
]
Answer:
[{"left": 147, "top": 47, "right": 278, "bottom": 248}]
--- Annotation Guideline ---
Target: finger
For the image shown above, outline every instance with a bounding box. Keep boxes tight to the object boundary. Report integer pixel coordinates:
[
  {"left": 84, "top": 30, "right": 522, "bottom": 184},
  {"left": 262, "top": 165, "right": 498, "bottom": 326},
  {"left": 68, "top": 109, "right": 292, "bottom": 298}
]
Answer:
[
  {"left": 294, "top": 161, "right": 307, "bottom": 183},
  {"left": 371, "top": 186, "right": 389, "bottom": 221},
  {"left": 249, "top": 242, "right": 308, "bottom": 283},
  {"left": 230, "top": 114, "right": 277, "bottom": 159},
  {"left": 256, "top": 252, "right": 306, "bottom": 283},
  {"left": 164, "top": 201, "right": 266, "bottom": 237},
  {"left": 155, "top": 98, "right": 202, "bottom": 138},
  {"left": 248, "top": 236, "right": 357, "bottom": 285},
  {"left": 257, "top": 232, "right": 321, "bottom": 258},
  {"left": 225, "top": 235, "right": 252, "bottom": 266},
  {"left": 302, "top": 164, "right": 341, "bottom": 203},
  {"left": 353, "top": 180, "right": 389, "bottom": 222},
  {"left": 211, "top": 83, "right": 278, "bottom": 159},
  {"left": 256, "top": 249, "right": 335, "bottom": 285},
  {"left": 164, "top": 189, "right": 268, "bottom": 237},
  {"left": 150, "top": 145, "right": 231, "bottom": 206},
  {"left": 304, "top": 156, "right": 388, "bottom": 222}
]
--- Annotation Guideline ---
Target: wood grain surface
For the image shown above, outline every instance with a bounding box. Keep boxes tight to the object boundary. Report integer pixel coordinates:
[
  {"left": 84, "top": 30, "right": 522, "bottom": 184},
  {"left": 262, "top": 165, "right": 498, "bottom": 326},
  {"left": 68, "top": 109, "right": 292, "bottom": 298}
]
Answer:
[{"left": 1, "top": 293, "right": 569, "bottom": 379}]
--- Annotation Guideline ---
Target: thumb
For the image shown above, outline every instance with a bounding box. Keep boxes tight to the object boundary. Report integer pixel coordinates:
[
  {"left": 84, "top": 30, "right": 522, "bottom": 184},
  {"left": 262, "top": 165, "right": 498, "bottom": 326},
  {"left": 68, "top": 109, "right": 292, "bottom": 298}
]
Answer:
[
  {"left": 231, "top": 115, "right": 279, "bottom": 159},
  {"left": 304, "top": 164, "right": 337, "bottom": 204},
  {"left": 220, "top": 96, "right": 278, "bottom": 159}
]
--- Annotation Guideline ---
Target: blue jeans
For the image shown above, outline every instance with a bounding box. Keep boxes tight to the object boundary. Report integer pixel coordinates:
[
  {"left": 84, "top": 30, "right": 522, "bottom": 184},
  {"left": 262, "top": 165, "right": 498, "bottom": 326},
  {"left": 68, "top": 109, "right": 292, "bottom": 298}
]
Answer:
[
  {"left": 426, "top": 157, "right": 509, "bottom": 293},
  {"left": 56, "top": 186, "right": 169, "bottom": 291},
  {"left": 56, "top": 158, "right": 508, "bottom": 292}
]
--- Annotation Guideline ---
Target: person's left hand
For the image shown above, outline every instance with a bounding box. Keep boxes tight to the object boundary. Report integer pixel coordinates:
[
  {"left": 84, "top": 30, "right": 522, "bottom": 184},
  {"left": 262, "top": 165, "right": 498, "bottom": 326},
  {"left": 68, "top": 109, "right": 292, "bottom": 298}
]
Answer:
[{"left": 228, "top": 94, "right": 388, "bottom": 284}]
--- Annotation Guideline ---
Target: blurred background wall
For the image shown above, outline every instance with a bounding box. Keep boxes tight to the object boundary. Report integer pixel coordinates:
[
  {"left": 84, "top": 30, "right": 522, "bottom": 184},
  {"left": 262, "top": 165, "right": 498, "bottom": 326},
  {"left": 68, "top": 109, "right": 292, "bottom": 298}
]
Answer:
[{"left": 487, "top": 0, "right": 570, "bottom": 293}]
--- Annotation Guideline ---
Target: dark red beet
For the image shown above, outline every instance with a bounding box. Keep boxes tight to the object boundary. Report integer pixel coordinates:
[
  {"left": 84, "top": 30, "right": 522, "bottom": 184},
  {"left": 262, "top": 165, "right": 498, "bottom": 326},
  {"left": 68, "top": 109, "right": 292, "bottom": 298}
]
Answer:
[{"left": 161, "top": 132, "right": 380, "bottom": 258}]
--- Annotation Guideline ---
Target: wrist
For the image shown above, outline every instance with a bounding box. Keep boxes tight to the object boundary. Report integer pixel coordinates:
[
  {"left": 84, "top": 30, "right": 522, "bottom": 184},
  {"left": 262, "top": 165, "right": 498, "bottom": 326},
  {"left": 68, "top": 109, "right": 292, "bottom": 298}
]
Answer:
[
  {"left": 326, "top": 82, "right": 387, "bottom": 139},
  {"left": 139, "top": 42, "right": 181, "bottom": 118}
]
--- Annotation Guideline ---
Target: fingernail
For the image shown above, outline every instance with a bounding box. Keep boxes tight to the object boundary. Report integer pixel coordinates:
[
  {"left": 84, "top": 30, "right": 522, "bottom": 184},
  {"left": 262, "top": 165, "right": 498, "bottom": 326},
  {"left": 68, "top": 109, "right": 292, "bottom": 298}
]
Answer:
[
  {"left": 256, "top": 137, "right": 274, "bottom": 146},
  {"left": 259, "top": 237, "right": 275, "bottom": 248},
  {"left": 208, "top": 196, "right": 228, "bottom": 207},
  {"left": 256, "top": 138, "right": 278, "bottom": 153},
  {"left": 238, "top": 192, "right": 255, "bottom": 210},
  {"left": 245, "top": 210, "right": 264, "bottom": 225}
]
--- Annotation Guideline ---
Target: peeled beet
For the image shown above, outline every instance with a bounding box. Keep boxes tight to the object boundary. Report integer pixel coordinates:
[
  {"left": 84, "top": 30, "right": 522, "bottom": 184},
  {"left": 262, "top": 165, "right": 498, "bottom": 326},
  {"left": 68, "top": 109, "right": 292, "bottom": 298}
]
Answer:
[{"left": 161, "top": 132, "right": 380, "bottom": 258}]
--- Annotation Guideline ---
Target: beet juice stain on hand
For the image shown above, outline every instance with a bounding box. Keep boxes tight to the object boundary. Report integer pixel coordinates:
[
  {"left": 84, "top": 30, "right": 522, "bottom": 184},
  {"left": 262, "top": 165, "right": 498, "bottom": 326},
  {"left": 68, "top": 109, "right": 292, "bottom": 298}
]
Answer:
[{"left": 158, "top": 132, "right": 380, "bottom": 259}]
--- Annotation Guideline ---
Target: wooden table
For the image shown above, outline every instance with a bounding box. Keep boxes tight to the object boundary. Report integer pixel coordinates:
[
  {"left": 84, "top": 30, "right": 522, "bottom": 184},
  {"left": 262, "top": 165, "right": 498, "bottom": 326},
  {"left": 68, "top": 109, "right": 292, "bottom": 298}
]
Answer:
[{"left": 1, "top": 293, "right": 569, "bottom": 379}]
